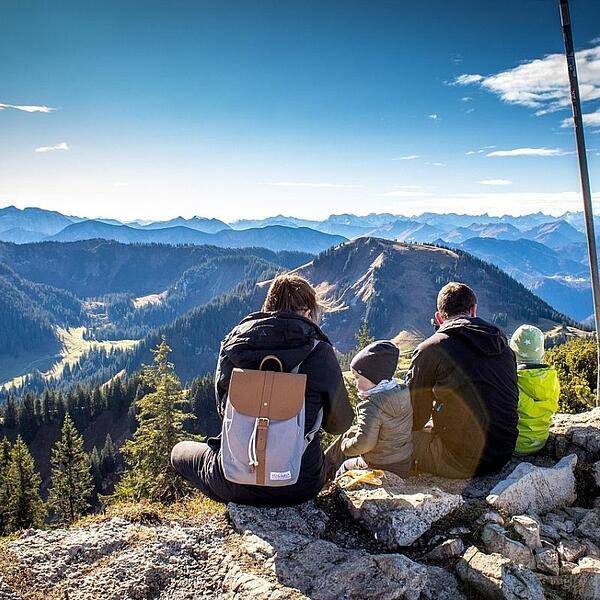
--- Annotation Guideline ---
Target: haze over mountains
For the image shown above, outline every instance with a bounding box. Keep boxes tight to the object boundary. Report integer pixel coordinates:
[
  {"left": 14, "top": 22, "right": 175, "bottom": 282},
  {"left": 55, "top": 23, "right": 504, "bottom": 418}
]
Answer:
[{"left": 0, "top": 205, "right": 596, "bottom": 321}]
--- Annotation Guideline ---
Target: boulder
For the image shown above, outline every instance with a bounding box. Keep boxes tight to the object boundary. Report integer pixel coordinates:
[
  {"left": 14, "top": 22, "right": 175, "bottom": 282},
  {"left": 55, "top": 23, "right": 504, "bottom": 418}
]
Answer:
[
  {"left": 236, "top": 531, "right": 427, "bottom": 600},
  {"left": 421, "top": 566, "right": 466, "bottom": 600},
  {"left": 534, "top": 546, "right": 560, "bottom": 576},
  {"left": 456, "top": 545, "right": 545, "bottom": 600},
  {"left": 481, "top": 524, "right": 535, "bottom": 570},
  {"left": 425, "top": 538, "right": 465, "bottom": 561},
  {"left": 565, "top": 507, "right": 591, "bottom": 524},
  {"left": 557, "top": 539, "right": 588, "bottom": 563},
  {"left": 228, "top": 502, "right": 429, "bottom": 600},
  {"left": 486, "top": 455, "right": 577, "bottom": 515},
  {"left": 593, "top": 461, "right": 600, "bottom": 488},
  {"left": 222, "top": 564, "right": 303, "bottom": 600},
  {"left": 548, "top": 409, "right": 600, "bottom": 463},
  {"left": 577, "top": 509, "right": 600, "bottom": 545},
  {"left": 569, "top": 556, "right": 600, "bottom": 599},
  {"left": 228, "top": 501, "right": 328, "bottom": 538},
  {"left": 510, "top": 515, "right": 541, "bottom": 550},
  {"left": 476, "top": 512, "right": 505, "bottom": 528},
  {"left": 336, "top": 471, "right": 463, "bottom": 548}
]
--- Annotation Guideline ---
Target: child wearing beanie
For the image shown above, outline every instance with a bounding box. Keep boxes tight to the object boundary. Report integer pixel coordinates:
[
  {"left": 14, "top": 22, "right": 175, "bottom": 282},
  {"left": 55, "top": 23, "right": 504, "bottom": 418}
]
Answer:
[
  {"left": 325, "top": 340, "right": 413, "bottom": 478},
  {"left": 509, "top": 324, "right": 560, "bottom": 454}
]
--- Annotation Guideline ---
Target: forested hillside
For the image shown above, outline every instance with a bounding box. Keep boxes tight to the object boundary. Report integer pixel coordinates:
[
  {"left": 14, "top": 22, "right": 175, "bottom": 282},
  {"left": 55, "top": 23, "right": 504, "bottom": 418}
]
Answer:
[
  {"left": 0, "top": 240, "right": 311, "bottom": 297},
  {"left": 0, "top": 263, "right": 84, "bottom": 357}
]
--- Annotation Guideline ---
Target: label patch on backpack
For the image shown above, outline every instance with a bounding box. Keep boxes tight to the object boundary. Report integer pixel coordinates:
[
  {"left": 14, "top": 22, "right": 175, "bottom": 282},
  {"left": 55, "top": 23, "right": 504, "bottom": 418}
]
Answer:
[{"left": 270, "top": 470, "right": 292, "bottom": 481}]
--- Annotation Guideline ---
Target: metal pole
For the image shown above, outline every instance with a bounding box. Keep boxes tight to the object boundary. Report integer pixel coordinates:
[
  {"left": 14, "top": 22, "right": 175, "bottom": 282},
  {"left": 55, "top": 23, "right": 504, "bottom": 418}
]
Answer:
[{"left": 559, "top": 0, "right": 600, "bottom": 406}]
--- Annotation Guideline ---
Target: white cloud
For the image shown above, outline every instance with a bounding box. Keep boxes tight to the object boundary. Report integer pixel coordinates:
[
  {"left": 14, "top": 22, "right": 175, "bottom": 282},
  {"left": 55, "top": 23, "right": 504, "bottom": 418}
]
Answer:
[
  {"left": 461, "top": 96, "right": 472, "bottom": 102},
  {"left": 35, "top": 142, "right": 69, "bottom": 153},
  {"left": 381, "top": 190, "right": 429, "bottom": 198},
  {"left": 486, "top": 147, "right": 565, "bottom": 157},
  {"left": 454, "top": 74, "right": 484, "bottom": 85},
  {"left": 392, "top": 154, "right": 419, "bottom": 161},
  {"left": 453, "top": 43, "right": 600, "bottom": 115},
  {"left": 479, "top": 179, "right": 512, "bottom": 185},
  {"left": 428, "top": 113, "right": 439, "bottom": 120},
  {"left": 561, "top": 109, "right": 600, "bottom": 129},
  {"left": 264, "top": 181, "right": 363, "bottom": 189},
  {"left": 427, "top": 162, "right": 446, "bottom": 167},
  {"left": 465, "top": 151, "right": 476, "bottom": 155},
  {"left": 0, "top": 103, "right": 55, "bottom": 113}
]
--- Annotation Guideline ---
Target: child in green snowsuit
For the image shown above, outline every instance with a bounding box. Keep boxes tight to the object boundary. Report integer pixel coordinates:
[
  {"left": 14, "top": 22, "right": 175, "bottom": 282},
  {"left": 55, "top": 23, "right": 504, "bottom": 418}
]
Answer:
[{"left": 509, "top": 325, "right": 560, "bottom": 455}]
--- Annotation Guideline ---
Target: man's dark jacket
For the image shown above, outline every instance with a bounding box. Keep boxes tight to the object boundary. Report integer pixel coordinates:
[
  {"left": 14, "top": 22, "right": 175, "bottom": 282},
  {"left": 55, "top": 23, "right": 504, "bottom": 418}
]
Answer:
[
  {"left": 205, "top": 311, "right": 352, "bottom": 506},
  {"left": 407, "top": 316, "right": 518, "bottom": 475}
]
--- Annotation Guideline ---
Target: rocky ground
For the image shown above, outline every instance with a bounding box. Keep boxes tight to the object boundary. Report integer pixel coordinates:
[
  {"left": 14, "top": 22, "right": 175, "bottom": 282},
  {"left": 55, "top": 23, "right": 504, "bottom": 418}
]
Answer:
[{"left": 3, "top": 409, "right": 600, "bottom": 599}]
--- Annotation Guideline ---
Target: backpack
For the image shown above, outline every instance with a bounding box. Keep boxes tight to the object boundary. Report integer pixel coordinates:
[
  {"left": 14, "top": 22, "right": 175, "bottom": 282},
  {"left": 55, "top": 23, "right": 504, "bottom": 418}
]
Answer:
[{"left": 221, "top": 341, "right": 322, "bottom": 486}]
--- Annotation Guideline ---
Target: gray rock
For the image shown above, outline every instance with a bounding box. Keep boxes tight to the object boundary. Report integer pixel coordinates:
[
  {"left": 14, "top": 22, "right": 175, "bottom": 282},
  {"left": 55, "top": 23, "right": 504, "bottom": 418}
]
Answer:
[
  {"left": 237, "top": 531, "right": 428, "bottom": 600},
  {"left": 564, "top": 520, "right": 577, "bottom": 534},
  {"left": 481, "top": 524, "right": 535, "bottom": 569},
  {"left": 222, "top": 564, "right": 303, "bottom": 600},
  {"left": 336, "top": 471, "right": 463, "bottom": 548},
  {"left": 534, "top": 546, "right": 560, "bottom": 575},
  {"left": 561, "top": 561, "right": 579, "bottom": 575},
  {"left": 540, "top": 523, "right": 561, "bottom": 543},
  {"left": 583, "top": 539, "right": 600, "bottom": 558},
  {"left": 577, "top": 509, "right": 600, "bottom": 544},
  {"left": 425, "top": 538, "right": 465, "bottom": 561},
  {"left": 4, "top": 517, "right": 233, "bottom": 599},
  {"left": 594, "top": 461, "right": 600, "bottom": 488},
  {"left": 421, "top": 566, "right": 466, "bottom": 600},
  {"left": 570, "top": 556, "right": 600, "bottom": 599},
  {"left": 476, "top": 511, "right": 505, "bottom": 528},
  {"left": 228, "top": 501, "right": 328, "bottom": 538},
  {"left": 456, "top": 545, "right": 545, "bottom": 600},
  {"left": 565, "top": 507, "right": 591, "bottom": 524},
  {"left": 557, "top": 539, "right": 588, "bottom": 563},
  {"left": 548, "top": 409, "right": 600, "bottom": 463},
  {"left": 510, "top": 515, "right": 541, "bottom": 550},
  {"left": 486, "top": 454, "right": 577, "bottom": 515}
]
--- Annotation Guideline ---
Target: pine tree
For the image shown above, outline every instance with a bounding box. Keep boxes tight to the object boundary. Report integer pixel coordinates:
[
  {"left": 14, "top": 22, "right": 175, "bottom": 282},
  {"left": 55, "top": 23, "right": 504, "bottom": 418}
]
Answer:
[
  {"left": 355, "top": 319, "right": 375, "bottom": 351},
  {"left": 89, "top": 446, "right": 103, "bottom": 495},
  {"left": 0, "top": 437, "right": 12, "bottom": 535},
  {"left": 99, "top": 433, "right": 117, "bottom": 476},
  {"left": 111, "top": 337, "right": 193, "bottom": 503},
  {"left": 5, "top": 436, "right": 45, "bottom": 532},
  {"left": 47, "top": 414, "right": 93, "bottom": 524}
]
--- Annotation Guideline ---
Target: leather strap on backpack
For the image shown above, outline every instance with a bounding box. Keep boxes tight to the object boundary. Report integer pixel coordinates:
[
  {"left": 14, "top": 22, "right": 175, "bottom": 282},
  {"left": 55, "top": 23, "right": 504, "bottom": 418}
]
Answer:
[{"left": 256, "top": 418, "right": 269, "bottom": 485}]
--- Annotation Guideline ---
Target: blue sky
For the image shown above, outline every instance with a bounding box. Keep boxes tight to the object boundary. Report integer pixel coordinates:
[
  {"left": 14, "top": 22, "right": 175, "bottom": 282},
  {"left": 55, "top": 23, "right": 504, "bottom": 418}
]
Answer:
[{"left": 1, "top": 0, "right": 600, "bottom": 221}]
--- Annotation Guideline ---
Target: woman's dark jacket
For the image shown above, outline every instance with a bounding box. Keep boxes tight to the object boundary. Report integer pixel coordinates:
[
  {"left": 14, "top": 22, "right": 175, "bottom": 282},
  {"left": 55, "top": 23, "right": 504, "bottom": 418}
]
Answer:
[{"left": 206, "top": 311, "right": 352, "bottom": 506}]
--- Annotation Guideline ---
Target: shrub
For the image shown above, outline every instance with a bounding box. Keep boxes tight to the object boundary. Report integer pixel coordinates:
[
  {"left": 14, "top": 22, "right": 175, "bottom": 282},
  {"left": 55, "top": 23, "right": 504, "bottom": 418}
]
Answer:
[{"left": 546, "top": 337, "right": 598, "bottom": 413}]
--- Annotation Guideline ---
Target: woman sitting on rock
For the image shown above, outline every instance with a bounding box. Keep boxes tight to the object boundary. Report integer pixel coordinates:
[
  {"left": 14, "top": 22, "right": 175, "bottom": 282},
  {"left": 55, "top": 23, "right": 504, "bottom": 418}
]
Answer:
[{"left": 171, "top": 274, "right": 353, "bottom": 506}]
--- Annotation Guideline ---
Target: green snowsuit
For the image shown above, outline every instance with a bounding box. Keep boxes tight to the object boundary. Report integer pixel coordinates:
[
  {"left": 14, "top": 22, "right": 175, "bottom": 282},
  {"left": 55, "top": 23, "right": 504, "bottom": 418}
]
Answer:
[{"left": 515, "top": 364, "right": 560, "bottom": 454}]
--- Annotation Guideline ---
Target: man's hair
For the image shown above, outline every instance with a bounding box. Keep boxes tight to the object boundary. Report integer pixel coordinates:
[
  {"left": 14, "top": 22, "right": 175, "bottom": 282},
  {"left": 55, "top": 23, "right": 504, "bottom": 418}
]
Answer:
[
  {"left": 262, "top": 274, "right": 327, "bottom": 320},
  {"left": 437, "top": 282, "right": 477, "bottom": 319}
]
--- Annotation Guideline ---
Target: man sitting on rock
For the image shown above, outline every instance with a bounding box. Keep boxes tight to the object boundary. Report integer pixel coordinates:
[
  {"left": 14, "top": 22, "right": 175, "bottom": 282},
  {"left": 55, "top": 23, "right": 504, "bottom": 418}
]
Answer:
[{"left": 407, "top": 282, "right": 518, "bottom": 478}]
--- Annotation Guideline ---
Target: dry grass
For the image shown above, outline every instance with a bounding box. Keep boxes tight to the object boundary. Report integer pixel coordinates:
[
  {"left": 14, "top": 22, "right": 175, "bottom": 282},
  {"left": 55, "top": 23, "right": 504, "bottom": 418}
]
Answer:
[{"left": 75, "top": 494, "right": 225, "bottom": 529}]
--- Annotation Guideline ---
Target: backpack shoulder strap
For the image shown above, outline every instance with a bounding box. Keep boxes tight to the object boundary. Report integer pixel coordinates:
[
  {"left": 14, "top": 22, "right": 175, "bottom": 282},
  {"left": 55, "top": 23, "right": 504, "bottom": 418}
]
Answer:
[{"left": 291, "top": 339, "right": 321, "bottom": 374}]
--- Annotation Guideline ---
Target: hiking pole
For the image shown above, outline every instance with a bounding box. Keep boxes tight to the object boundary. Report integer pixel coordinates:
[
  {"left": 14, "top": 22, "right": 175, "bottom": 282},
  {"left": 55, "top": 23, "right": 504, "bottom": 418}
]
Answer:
[{"left": 558, "top": 0, "right": 600, "bottom": 407}]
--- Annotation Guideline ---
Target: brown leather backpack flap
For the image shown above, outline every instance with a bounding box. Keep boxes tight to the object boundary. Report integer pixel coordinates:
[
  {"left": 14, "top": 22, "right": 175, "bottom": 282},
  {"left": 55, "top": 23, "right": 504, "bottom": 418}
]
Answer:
[{"left": 229, "top": 368, "right": 307, "bottom": 420}]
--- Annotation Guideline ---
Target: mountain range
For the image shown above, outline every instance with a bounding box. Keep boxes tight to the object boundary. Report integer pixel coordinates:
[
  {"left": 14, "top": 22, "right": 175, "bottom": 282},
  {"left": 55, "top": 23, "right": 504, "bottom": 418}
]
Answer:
[
  {"left": 0, "top": 234, "right": 578, "bottom": 391},
  {"left": 0, "top": 205, "right": 598, "bottom": 321},
  {"left": 116, "top": 237, "right": 575, "bottom": 383}
]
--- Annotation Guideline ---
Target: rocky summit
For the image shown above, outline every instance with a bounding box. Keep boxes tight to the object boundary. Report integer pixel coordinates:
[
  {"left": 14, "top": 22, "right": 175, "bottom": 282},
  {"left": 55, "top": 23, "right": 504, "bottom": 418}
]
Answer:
[{"left": 3, "top": 409, "right": 600, "bottom": 599}]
